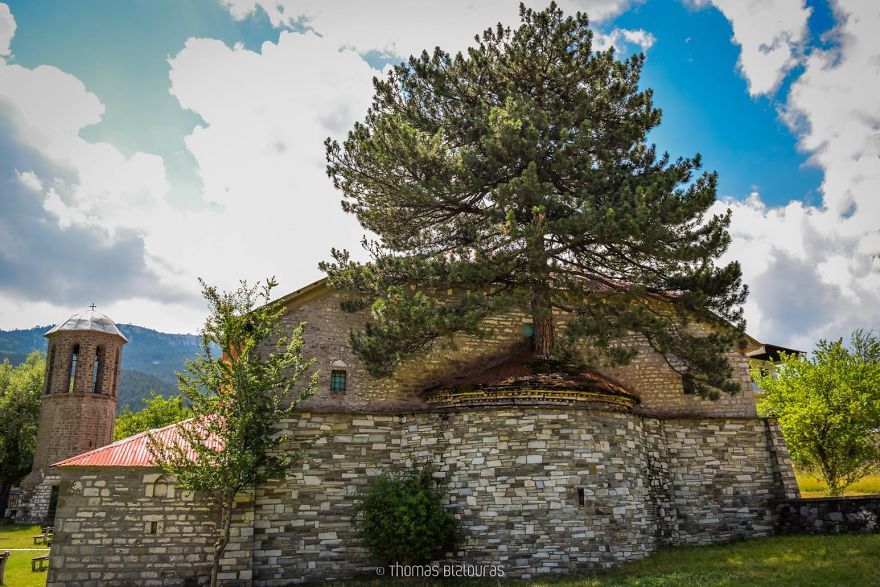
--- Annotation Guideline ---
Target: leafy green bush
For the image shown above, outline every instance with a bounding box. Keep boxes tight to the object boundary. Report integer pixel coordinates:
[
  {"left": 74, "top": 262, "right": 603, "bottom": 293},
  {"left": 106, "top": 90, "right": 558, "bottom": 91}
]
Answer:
[{"left": 352, "top": 465, "right": 459, "bottom": 565}]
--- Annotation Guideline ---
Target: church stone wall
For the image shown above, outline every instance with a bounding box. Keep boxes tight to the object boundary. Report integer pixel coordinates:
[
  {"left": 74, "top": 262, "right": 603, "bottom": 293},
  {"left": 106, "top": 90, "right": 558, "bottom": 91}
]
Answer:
[
  {"left": 48, "top": 409, "right": 795, "bottom": 585},
  {"left": 284, "top": 291, "right": 758, "bottom": 418},
  {"left": 47, "top": 470, "right": 219, "bottom": 586}
]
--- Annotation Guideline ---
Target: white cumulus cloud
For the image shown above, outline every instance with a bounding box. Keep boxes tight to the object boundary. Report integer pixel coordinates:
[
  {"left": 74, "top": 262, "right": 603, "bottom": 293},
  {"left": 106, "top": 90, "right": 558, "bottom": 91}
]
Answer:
[
  {"left": 0, "top": 3, "right": 14, "bottom": 57},
  {"left": 219, "top": 0, "right": 645, "bottom": 59},
  {"left": 690, "top": 0, "right": 811, "bottom": 96},
  {"left": 711, "top": 0, "right": 880, "bottom": 349},
  {"left": 159, "top": 32, "right": 377, "bottom": 308}
]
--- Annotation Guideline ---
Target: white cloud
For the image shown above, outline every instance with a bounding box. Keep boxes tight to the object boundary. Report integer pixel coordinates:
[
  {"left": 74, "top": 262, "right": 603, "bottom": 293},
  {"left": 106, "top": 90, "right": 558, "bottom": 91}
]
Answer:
[
  {"left": 0, "top": 6, "right": 198, "bottom": 331},
  {"left": 712, "top": 0, "right": 880, "bottom": 349},
  {"left": 595, "top": 27, "right": 656, "bottom": 52},
  {"left": 691, "top": 0, "right": 811, "bottom": 96},
  {"left": 0, "top": 3, "right": 14, "bottom": 57},
  {"left": 15, "top": 169, "right": 42, "bottom": 192},
  {"left": 219, "top": 0, "right": 643, "bottom": 59},
  {"left": 158, "top": 32, "right": 376, "bottom": 305},
  {"left": 0, "top": 27, "right": 381, "bottom": 332}
]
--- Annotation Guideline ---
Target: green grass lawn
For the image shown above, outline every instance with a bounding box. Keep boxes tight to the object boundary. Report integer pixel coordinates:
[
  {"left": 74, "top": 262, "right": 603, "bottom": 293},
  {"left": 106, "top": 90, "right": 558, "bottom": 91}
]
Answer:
[
  {"left": 0, "top": 523, "right": 49, "bottom": 587},
  {"left": 318, "top": 535, "right": 880, "bottom": 586},
  {"left": 3, "top": 550, "right": 49, "bottom": 587},
  {"left": 796, "top": 472, "right": 880, "bottom": 498},
  {"left": 1, "top": 523, "right": 879, "bottom": 586},
  {"left": 0, "top": 523, "right": 44, "bottom": 550}
]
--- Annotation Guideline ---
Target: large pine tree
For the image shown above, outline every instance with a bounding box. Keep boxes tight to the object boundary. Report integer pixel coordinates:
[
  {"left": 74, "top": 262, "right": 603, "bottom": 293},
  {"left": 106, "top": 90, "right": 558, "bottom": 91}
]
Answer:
[{"left": 322, "top": 3, "right": 747, "bottom": 399}]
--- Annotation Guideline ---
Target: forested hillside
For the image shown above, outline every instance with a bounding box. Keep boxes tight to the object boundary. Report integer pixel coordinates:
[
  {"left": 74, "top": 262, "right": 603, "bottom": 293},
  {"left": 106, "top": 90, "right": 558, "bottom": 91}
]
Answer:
[{"left": 0, "top": 324, "right": 201, "bottom": 413}]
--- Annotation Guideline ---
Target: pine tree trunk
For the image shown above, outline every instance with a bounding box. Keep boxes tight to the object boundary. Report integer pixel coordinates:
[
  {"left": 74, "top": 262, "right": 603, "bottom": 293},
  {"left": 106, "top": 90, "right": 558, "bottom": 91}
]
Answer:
[
  {"left": 531, "top": 294, "right": 555, "bottom": 359},
  {"left": 527, "top": 221, "right": 555, "bottom": 358}
]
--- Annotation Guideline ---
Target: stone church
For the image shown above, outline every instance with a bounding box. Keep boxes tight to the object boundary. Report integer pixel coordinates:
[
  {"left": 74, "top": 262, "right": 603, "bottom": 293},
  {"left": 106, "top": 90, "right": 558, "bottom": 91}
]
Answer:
[{"left": 41, "top": 279, "right": 799, "bottom": 586}]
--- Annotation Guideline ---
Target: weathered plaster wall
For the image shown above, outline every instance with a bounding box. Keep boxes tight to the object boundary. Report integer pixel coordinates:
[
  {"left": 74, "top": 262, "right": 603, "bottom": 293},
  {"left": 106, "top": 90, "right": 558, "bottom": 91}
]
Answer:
[{"left": 48, "top": 409, "right": 795, "bottom": 585}]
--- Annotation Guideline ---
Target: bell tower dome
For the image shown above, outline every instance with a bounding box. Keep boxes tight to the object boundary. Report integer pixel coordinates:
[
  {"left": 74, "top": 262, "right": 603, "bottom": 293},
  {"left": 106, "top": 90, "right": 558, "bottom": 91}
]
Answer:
[{"left": 17, "top": 307, "right": 127, "bottom": 523}]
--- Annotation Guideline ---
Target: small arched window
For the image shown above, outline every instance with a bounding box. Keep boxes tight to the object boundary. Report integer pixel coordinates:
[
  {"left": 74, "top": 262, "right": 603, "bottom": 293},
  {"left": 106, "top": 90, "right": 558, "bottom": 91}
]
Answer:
[
  {"left": 147, "top": 475, "right": 173, "bottom": 499},
  {"left": 45, "top": 345, "right": 56, "bottom": 395},
  {"left": 68, "top": 344, "right": 80, "bottom": 393},
  {"left": 112, "top": 348, "right": 120, "bottom": 397},
  {"left": 92, "top": 345, "right": 105, "bottom": 394}
]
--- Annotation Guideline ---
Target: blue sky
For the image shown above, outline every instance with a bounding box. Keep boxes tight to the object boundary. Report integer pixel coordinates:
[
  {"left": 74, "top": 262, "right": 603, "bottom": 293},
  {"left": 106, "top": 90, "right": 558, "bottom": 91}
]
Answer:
[
  {"left": 6, "top": 0, "right": 824, "bottom": 206},
  {"left": 0, "top": 0, "right": 877, "bottom": 350}
]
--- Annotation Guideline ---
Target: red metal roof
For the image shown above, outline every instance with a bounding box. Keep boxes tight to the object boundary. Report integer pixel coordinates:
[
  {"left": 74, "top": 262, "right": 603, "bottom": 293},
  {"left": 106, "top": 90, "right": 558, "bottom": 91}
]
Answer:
[{"left": 54, "top": 419, "right": 221, "bottom": 468}]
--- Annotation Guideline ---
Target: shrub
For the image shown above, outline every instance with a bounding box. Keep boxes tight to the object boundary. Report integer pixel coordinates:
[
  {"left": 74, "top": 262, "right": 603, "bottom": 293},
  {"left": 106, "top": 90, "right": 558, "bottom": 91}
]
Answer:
[{"left": 352, "top": 465, "right": 459, "bottom": 565}]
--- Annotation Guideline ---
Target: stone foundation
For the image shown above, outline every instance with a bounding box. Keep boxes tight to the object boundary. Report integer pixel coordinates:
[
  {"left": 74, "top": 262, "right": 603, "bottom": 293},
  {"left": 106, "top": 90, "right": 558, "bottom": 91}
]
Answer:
[{"left": 48, "top": 408, "right": 796, "bottom": 586}]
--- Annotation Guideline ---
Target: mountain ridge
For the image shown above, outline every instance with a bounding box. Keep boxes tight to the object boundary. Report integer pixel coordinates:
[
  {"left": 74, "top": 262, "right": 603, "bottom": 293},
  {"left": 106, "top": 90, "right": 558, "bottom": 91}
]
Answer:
[{"left": 0, "top": 323, "right": 201, "bottom": 413}]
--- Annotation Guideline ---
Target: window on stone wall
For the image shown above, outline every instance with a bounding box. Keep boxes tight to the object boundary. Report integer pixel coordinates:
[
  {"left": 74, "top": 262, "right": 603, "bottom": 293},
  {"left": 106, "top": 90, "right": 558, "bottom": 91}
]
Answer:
[
  {"left": 577, "top": 487, "right": 585, "bottom": 506},
  {"left": 113, "top": 348, "right": 120, "bottom": 397},
  {"left": 68, "top": 344, "right": 79, "bottom": 393},
  {"left": 92, "top": 345, "right": 104, "bottom": 394},
  {"left": 45, "top": 345, "right": 55, "bottom": 395},
  {"left": 330, "top": 370, "right": 347, "bottom": 392}
]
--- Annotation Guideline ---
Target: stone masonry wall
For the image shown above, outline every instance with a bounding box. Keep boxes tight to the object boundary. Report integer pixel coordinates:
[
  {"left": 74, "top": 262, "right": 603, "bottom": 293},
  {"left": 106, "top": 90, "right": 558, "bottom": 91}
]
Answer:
[
  {"left": 48, "top": 408, "right": 795, "bottom": 585},
  {"left": 31, "top": 394, "right": 117, "bottom": 473},
  {"left": 283, "top": 290, "right": 758, "bottom": 418},
  {"left": 47, "top": 469, "right": 219, "bottom": 587},
  {"left": 247, "top": 410, "right": 788, "bottom": 584},
  {"left": 16, "top": 473, "right": 59, "bottom": 525},
  {"left": 775, "top": 496, "right": 880, "bottom": 534}
]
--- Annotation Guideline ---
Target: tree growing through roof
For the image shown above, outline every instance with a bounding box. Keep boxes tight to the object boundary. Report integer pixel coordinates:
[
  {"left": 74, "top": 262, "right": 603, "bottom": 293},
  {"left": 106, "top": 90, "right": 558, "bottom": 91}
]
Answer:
[
  {"left": 0, "top": 351, "right": 43, "bottom": 513},
  {"left": 149, "top": 278, "right": 316, "bottom": 587},
  {"left": 755, "top": 330, "right": 880, "bottom": 496},
  {"left": 322, "top": 3, "right": 747, "bottom": 398}
]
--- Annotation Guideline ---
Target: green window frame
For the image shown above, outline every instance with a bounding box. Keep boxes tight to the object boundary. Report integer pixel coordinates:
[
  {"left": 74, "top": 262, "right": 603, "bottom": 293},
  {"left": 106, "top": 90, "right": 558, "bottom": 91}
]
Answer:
[{"left": 330, "top": 370, "right": 347, "bottom": 392}]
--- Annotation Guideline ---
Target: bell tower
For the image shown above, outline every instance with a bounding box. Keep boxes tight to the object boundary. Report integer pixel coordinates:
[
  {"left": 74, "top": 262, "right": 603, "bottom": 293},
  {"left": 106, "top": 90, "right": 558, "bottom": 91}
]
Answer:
[{"left": 16, "top": 307, "right": 127, "bottom": 523}]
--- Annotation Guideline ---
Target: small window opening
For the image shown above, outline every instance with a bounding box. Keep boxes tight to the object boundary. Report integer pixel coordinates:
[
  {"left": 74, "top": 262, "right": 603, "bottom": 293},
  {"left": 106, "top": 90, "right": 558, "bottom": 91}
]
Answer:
[
  {"left": 92, "top": 346, "right": 104, "bottom": 394},
  {"left": 149, "top": 521, "right": 158, "bottom": 534},
  {"left": 113, "top": 348, "right": 121, "bottom": 397},
  {"left": 45, "top": 345, "right": 56, "bottom": 394},
  {"left": 577, "top": 487, "right": 585, "bottom": 506},
  {"left": 330, "top": 370, "right": 347, "bottom": 392},
  {"left": 68, "top": 344, "right": 79, "bottom": 393}
]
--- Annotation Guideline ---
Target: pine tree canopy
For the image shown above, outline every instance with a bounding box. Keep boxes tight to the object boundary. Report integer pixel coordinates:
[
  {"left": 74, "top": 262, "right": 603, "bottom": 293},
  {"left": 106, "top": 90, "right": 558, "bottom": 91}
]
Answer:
[{"left": 322, "top": 3, "right": 748, "bottom": 399}]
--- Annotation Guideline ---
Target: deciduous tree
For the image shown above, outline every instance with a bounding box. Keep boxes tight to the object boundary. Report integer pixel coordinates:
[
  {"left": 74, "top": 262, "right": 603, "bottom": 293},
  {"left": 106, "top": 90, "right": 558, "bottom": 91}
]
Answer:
[
  {"left": 755, "top": 330, "right": 880, "bottom": 496},
  {"left": 0, "top": 351, "right": 43, "bottom": 512},
  {"left": 322, "top": 3, "right": 746, "bottom": 398},
  {"left": 150, "top": 279, "right": 316, "bottom": 586}
]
